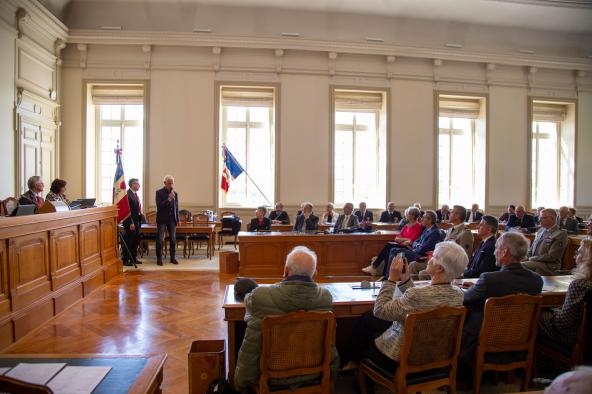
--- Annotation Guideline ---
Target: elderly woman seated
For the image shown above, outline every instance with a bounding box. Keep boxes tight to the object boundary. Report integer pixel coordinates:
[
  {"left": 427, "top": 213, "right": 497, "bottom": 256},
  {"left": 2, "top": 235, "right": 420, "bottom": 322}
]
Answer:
[{"left": 340, "top": 241, "right": 468, "bottom": 377}]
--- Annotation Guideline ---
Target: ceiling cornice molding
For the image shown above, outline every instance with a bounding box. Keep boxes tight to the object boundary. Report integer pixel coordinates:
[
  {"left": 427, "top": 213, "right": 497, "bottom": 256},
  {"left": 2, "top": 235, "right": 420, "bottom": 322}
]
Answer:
[{"left": 67, "top": 29, "right": 592, "bottom": 72}]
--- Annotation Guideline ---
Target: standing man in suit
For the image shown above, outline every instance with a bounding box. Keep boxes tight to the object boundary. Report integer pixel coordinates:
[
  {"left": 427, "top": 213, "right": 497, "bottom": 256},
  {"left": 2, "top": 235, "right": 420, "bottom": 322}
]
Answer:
[
  {"left": 379, "top": 202, "right": 402, "bottom": 223},
  {"left": 523, "top": 208, "right": 568, "bottom": 275},
  {"left": 460, "top": 232, "right": 543, "bottom": 359},
  {"left": 293, "top": 202, "right": 319, "bottom": 232},
  {"left": 466, "top": 203, "right": 484, "bottom": 223},
  {"left": 355, "top": 201, "right": 373, "bottom": 231},
  {"left": 505, "top": 205, "right": 536, "bottom": 233},
  {"left": 557, "top": 206, "right": 579, "bottom": 235},
  {"left": 334, "top": 202, "right": 360, "bottom": 232},
  {"left": 463, "top": 215, "right": 499, "bottom": 278},
  {"left": 248, "top": 206, "right": 272, "bottom": 231},
  {"left": 18, "top": 175, "right": 45, "bottom": 210},
  {"left": 436, "top": 204, "right": 451, "bottom": 223},
  {"left": 155, "top": 175, "right": 179, "bottom": 266},
  {"left": 122, "top": 178, "right": 142, "bottom": 266},
  {"left": 269, "top": 202, "right": 290, "bottom": 224}
]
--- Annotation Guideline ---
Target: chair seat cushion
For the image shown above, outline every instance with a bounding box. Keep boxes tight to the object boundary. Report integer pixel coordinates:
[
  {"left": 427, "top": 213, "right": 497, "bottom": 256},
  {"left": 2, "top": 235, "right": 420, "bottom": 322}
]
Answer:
[{"left": 361, "top": 358, "right": 449, "bottom": 386}]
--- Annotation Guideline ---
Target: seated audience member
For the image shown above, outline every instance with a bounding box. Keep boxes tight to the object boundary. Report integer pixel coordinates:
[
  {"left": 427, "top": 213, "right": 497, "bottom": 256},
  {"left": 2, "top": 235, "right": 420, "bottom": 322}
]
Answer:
[
  {"left": 342, "top": 242, "right": 467, "bottom": 375},
  {"left": 247, "top": 206, "right": 272, "bottom": 231},
  {"left": 522, "top": 208, "right": 568, "bottom": 275},
  {"left": 355, "top": 201, "right": 373, "bottom": 230},
  {"left": 466, "top": 203, "right": 484, "bottom": 223},
  {"left": 498, "top": 204, "right": 516, "bottom": 223},
  {"left": 362, "top": 207, "right": 423, "bottom": 275},
  {"left": 321, "top": 202, "right": 337, "bottom": 224},
  {"left": 233, "top": 246, "right": 338, "bottom": 390},
  {"left": 461, "top": 232, "right": 543, "bottom": 359},
  {"left": 544, "top": 366, "right": 592, "bottom": 394},
  {"left": 268, "top": 202, "right": 290, "bottom": 224},
  {"left": 385, "top": 210, "right": 441, "bottom": 277},
  {"left": 463, "top": 215, "right": 499, "bottom": 278},
  {"left": 534, "top": 206, "right": 545, "bottom": 225},
  {"left": 538, "top": 238, "right": 592, "bottom": 351},
  {"left": 416, "top": 205, "right": 473, "bottom": 279},
  {"left": 379, "top": 201, "right": 402, "bottom": 223},
  {"left": 505, "top": 205, "right": 536, "bottom": 233},
  {"left": 293, "top": 202, "right": 319, "bottom": 232},
  {"left": 18, "top": 175, "right": 45, "bottom": 209},
  {"left": 333, "top": 202, "right": 360, "bottom": 232},
  {"left": 568, "top": 207, "right": 583, "bottom": 224},
  {"left": 557, "top": 206, "right": 579, "bottom": 235},
  {"left": 412, "top": 202, "right": 425, "bottom": 218},
  {"left": 436, "top": 204, "right": 451, "bottom": 223},
  {"left": 45, "top": 178, "right": 71, "bottom": 205}
]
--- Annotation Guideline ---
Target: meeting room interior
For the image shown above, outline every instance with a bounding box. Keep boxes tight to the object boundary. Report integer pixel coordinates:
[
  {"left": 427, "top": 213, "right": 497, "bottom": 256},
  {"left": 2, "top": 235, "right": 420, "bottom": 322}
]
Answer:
[{"left": 0, "top": 0, "right": 591, "bottom": 393}]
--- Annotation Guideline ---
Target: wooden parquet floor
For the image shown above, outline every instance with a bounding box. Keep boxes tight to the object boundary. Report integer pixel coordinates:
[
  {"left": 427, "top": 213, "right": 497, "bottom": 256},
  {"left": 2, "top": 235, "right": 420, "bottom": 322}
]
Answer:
[{"left": 3, "top": 270, "right": 238, "bottom": 393}]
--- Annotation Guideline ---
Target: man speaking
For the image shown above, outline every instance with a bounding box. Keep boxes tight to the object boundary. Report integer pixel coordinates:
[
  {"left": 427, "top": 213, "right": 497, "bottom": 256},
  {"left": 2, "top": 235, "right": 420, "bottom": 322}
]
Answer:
[{"left": 155, "top": 175, "right": 179, "bottom": 266}]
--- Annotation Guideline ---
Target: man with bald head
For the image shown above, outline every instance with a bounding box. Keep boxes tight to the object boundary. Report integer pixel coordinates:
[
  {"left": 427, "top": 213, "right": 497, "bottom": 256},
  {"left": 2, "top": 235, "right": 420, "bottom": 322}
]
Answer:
[{"left": 234, "top": 246, "right": 338, "bottom": 390}]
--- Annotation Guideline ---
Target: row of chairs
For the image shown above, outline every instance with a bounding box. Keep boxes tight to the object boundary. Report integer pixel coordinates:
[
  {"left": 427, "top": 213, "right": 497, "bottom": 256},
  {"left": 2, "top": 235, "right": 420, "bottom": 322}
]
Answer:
[{"left": 256, "top": 293, "right": 590, "bottom": 394}]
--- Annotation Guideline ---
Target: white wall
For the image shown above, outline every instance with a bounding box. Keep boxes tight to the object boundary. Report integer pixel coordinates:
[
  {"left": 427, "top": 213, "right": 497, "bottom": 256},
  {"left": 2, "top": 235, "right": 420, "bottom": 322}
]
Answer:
[{"left": 0, "top": 21, "right": 16, "bottom": 198}]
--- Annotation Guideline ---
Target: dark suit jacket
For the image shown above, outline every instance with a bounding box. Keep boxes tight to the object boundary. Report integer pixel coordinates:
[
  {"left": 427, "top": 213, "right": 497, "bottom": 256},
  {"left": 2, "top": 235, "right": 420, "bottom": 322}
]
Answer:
[
  {"left": 333, "top": 214, "right": 360, "bottom": 232},
  {"left": 248, "top": 217, "right": 271, "bottom": 231},
  {"left": 505, "top": 213, "right": 536, "bottom": 232},
  {"left": 379, "top": 210, "right": 402, "bottom": 223},
  {"left": 354, "top": 210, "right": 373, "bottom": 222},
  {"left": 293, "top": 214, "right": 319, "bottom": 232},
  {"left": 465, "top": 210, "right": 484, "bottom": 222},
  {"left": 557, "top": 217, "right": 579, "bottom": 235},
  {"left": 268, "top": 210, "right": 290, "bottom": 224},
  {"left": 461, "top": 263, "right": 543, "bottom": 357},
  {"left": 463, "top": 236, "right": 498, "bottom": 278},
  {"left": 410, "top": 225, "right": 441, "bottom": 256},
  {"left": 155, "top": 187, "right": 179, "bottom": 225},
  {"left": 18, "top": 190, "right": 43, "bottom": 208},
  {"left": 123, "top": 189, "right": 142, "bottom": 229},
  {"left": 436, "top": 209, "right": 451, "bottom": 223}
]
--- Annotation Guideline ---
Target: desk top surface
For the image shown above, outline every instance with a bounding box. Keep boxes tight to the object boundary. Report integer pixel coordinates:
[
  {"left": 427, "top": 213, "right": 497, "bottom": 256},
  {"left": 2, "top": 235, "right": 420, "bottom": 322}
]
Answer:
[{"left": 222, "top": 276, "right": 573, "bottom": 309}]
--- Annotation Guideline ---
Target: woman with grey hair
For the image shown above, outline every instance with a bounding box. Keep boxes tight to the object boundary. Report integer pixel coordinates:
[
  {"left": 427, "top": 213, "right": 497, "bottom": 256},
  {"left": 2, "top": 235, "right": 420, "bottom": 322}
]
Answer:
[{"left": 247, "top": 206, "right": 271, "bottom": 231}]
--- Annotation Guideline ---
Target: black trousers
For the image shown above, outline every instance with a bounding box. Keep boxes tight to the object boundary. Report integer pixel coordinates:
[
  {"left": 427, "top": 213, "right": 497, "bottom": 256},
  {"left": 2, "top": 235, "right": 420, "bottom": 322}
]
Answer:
[
  {"left": 339, "top": 311, "right": 391, "bottom": 366},
  {"left": 156, "top": 218, "right": 177, "bottom": 260},
  {"left": 122, "top": 224, "right": 140, "bottom": 262}
]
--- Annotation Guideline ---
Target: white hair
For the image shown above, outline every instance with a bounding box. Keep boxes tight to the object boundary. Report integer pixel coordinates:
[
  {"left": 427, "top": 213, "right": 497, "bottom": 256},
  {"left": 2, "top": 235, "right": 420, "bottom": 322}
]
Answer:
[
  {"left": 431, "top": 241, "right": 469, "bottom": 282},
  {"left": 163, "top": 174, "right": 174, "bottom": 182},
  {"left": 285, "top": 246, "right": 317, "bottom": 277}
]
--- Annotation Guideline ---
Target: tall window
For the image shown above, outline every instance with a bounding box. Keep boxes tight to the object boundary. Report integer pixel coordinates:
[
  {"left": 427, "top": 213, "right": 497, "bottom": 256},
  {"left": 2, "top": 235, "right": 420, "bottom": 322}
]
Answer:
[
  {"left": 333, "top": 89, "right": 387, "bottom": 208},
  {"left": 531, "top": 100, "right": 575, "bottom": 208},
  {"left": 437, "top": 95, "right": 486, "bottom": 208},
  {"left": 219, "top": 86, "right": 276, "bottom": 208},
  {"left": 86, "top": 84, "right": 145, "bottom": 204}
]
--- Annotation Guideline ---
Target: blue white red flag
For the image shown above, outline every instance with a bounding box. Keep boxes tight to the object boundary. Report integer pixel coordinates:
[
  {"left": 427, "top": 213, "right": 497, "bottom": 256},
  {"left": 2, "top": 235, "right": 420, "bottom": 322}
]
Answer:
[
  {"left": 221, "top": 145, "right": 245, "bottom": 193},
  {"left": 113, "top": 146, "right": 130, "bottom": 222}
]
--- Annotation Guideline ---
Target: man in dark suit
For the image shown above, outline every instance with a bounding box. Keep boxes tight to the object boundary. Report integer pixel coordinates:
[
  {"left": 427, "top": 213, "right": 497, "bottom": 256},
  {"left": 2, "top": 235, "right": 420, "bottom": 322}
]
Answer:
[
  {"left": 269, "top": 202, "right": 290, "bottom": 224},
  {"left": 18, "top": 175, "right": 45, "bottom": 210},
  {"left": 436, "top": 204, "right": 451, "bottom": 223},
  {"left": 334, "top": 202, "right": 360, "bottom": 232},
  {"left": 460, "top": 232, "right": 543, "bottom": 359},
  {"left": 293, "top": 202, "right": 319, "bottom": 232},
  {"left": 122, "top": 178, "right": 142, "bottom": 266},
  {"left": 248, "top": 206, "right": 272, "bottom": 231},
  {"left": 155, "top": 175, "right": 179, "bottom": 265},
  {"left": 463, "top": 215, "right": 498, "bottom": 278},
  {"left": 465, "top": 203, "right": 484, "bottom": 223},
  {"left": 505, "top": 205, "right": 536, "bottom": 233},
  {"left": 498, "top": 204, "right": 515, "bottom": 223},
  {"left": 378, "top": 201, "right": 402, "bottom": 223},
  {"left": 557, "top": 206, "right": 579, "bottom": 235},
  {"left": 354, "top": 201, "right": 373, "bottom": 231}
]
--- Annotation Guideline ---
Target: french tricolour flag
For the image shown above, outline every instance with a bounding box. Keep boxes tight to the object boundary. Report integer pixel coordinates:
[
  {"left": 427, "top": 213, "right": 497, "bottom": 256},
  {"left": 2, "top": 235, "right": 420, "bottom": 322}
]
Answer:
[
  {"left": 113, "top": 147, "right": 130, "bottom": 222},
  {"left": 221, "top": 145, "right": 245, "bottom": 193}
]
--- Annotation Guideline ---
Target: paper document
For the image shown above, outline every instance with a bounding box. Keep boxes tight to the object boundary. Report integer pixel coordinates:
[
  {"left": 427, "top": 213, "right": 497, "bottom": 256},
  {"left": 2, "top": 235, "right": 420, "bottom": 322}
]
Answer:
[
  {"left": 48, "top": 365, "right": 111, "bottom": 394},
  {"left": 0, "top": 367, "right": 11, "bottom": 375},
  {"left": 5, "top": 362, "right": 66, "bottom": 385}
]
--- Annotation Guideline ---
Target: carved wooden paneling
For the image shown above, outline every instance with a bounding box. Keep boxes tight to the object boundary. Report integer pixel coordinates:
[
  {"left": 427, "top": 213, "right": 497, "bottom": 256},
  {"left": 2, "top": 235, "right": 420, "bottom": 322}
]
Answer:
[
  {"left": 50, "top": 225, "right": 80, "bottom": 290},
  {"left": 79, "top": 221, "right": 101, "bottom": 275},
  {"left": 100, "top": 218, "right": 118, "bottom": 265},
  {"left": 8, "top": 232, "right": 51, "bottom": 311},
  {"left": 0, "top": 240, "right": 10, "bottom": 316}
]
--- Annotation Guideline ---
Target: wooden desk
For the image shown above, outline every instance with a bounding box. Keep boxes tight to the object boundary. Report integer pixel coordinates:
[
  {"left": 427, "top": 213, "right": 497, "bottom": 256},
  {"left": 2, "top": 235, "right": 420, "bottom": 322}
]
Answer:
[
  {"left": 0, "top": 353, "right": 166, "bottom": 393},
  {"left": 222, "top": 276, "right": 571, "bottom": 384},
  {"left": 237, "top": 231, "right": 398, "bottom": 279},
  {"left": 139, "top": 224, "right": 216, "bottom": 259},
  {"left": 370, "top": 222, "right": 400, "bottom": 231},
  {"left": 270, "top": 224, "right": 332, "bottom": 232}
]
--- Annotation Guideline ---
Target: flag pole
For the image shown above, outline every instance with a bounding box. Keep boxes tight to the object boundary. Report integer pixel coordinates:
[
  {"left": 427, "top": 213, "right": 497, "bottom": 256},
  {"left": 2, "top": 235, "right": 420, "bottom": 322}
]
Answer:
[{"left": 222, "top": 145, "right": 272, "bottom": 206}]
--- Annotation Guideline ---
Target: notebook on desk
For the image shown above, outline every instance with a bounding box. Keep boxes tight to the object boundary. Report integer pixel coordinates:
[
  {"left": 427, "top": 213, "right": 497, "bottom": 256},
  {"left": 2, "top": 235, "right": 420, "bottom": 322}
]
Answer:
[{"left": 70, "top": 198, "right": 96, "bottom": 209}]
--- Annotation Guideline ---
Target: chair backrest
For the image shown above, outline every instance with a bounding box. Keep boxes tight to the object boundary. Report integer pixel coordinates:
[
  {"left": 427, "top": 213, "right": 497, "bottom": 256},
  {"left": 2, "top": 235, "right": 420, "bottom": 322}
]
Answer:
[
  {"left": 477, "top": 293, "right": 542, "bottom": 356},
  {"left": 220, "top": 217, "right": 241, "bottom": 234},
  {"left": 397, "top": 306, "right": 466, "bottom": 376},
  {"left": 220, "top": 211, "right": 236, "bottom": 218},
  {"left": 145, "top": 211, "right": 157, "bottom": 224},
  {"left": 193, "top": 213, "right": 209, "bottom": 224},
  {"left": 258, "top": 310, "right": 335, "bottom": 393},
  {"left": 0, "top": 375, "right": 53, "bottom": 393},
  {"left": 574, "top": 292, "right": 592, "bottom": 364},
  {"left": 2, "top": 197, "right": 18, "bottom": 216},
  {"left": 179, "top": 209, "right": 192, "bottom": 223}
]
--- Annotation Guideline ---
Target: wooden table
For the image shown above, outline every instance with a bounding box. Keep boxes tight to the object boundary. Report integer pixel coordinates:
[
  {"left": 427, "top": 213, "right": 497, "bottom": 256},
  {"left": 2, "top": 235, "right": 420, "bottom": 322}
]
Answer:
[
  {"left": 237, "top": 231, "right": 398, "bottom": 279},
  {"left": 0, "top": 353, "right": 166, "bottom": 393},
  {"left": 270, "top": 224, "right": 331, "bottom": 232},
  {"left": 139, "top": 224, "right": 216, "bottom": 259},
  {"left": 222, "top": 276, "right": 571, "bottom": 384}
]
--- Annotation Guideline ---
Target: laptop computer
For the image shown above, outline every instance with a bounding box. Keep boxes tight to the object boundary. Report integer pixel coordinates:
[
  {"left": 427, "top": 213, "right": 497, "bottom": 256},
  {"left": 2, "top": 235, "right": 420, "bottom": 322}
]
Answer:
[
  {"left": 9, "top": 204, "right": 36, "bottom": 216},
  {"left": 70, "top": 198, "right": 96, "bottom": 209}
]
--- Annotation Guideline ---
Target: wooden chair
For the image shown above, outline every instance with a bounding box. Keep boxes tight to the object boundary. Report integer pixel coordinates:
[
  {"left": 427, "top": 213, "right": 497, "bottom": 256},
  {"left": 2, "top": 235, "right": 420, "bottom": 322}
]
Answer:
[
  {"left": 188, "top": 213, "right": 211, "bottom": 258},
  {"left": 1, "top": 197, "right": 18, "bottom": 216},
  {"left": 139, "top": 211, "right": 157, "bottom": 257},
  {"left": 536, "top": 292, "right": 591, "bottom": 368},
  {"left": 0, "top": 375, "right": 53, "bottom": 393},
  {"left": 471, "top": 294, "right": 543, "bottom": 394},
  {"left": 254, "top": 310, "right": 335, "bottom": 394},
  {"left": 218, "top": 216, "right": 241, "bottom": 250},
  {"left": 358, "top": 306, "right": 466, "bottom": 394}
]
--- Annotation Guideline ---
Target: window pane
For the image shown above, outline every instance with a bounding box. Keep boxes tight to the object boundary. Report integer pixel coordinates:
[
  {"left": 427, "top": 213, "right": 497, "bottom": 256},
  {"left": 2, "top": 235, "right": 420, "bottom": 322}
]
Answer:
[{"left": 531, "top": 121, "right": 559, "bottom": 207}]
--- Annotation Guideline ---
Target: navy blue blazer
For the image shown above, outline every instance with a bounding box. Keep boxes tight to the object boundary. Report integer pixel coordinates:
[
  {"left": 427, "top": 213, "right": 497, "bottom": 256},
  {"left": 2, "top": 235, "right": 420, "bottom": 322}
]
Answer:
[
  {"left": 293, "top": 214, "right": 319, "bottom": 232},
  {"left": 269, "top": 210, "right": 290, "bottom": 224},
  {"left": 379, "top": 210, "right": 402, "bottom": 223},
  {"left": 505, "top": 214, "right": 536, "bottom": 232},
  {"left": 123, "top": 189, "right": 142, "bottom": 229},
  {"left": 248, "top": 217, "right": 271, "bottom": 231},
  {"left": 155, "top": 187, "right": 179, "bottom": 225},
  {"left": 411, "top": 225, "right": 441, "bottom": 256},
  {"left": 463, "top": 236, "right": 498, "bottom": 278},
  {"left": 465, "top": 211, "right": 484, "bottom": 222},
  {"left": 354, "top": 210, "right": 373, "bottom": 222}
]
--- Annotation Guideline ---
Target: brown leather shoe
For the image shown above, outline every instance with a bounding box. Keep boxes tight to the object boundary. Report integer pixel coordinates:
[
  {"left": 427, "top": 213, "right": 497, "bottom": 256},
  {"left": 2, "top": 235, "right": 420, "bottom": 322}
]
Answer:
[
  {"left": 157, "top": 260, "right": 163, "bottom": 266},
  {"left": 170, "top": 259, "right": 179, "bottom": 264}
]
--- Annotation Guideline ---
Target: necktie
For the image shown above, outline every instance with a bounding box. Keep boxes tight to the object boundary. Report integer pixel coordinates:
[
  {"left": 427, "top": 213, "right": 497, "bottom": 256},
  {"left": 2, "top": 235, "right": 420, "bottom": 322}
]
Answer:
[
  {"left": 468, "top": 241, "right": 484, "bottom": 269},
  {"left": 532, "top": 230, "right": 546, "bottom": 254},
  {"left": 36, "top": 196, "right": 42, "bottom": 208}
]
